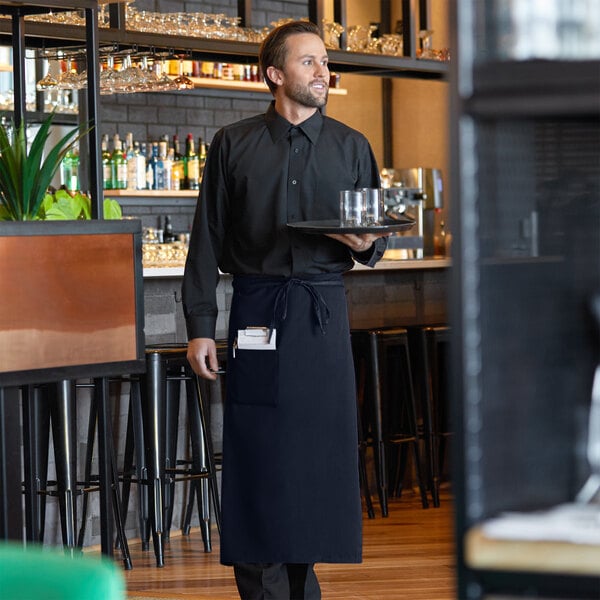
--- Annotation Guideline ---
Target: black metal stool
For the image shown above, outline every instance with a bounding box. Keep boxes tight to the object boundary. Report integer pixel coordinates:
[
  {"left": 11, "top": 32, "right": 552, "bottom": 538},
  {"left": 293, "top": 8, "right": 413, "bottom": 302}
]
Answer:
[
  {"left": 120, "top": 343, "right": 221, "bottom": 568},
  {"left": 21, "top": 379, "right": 131, "bottom": 568},
  {"left": 351, "top": 327, "right": 429, "bottom": 517},
  {"left": 410, "top": 325, "right": 451, "bottom": 507}
]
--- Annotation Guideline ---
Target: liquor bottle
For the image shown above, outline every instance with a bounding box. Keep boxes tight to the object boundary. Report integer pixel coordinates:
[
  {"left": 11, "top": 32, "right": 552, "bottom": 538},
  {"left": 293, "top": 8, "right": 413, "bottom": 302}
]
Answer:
[
  {"left": 125, "top": 132, "right": 136, "bottom": 191},
  {"left": 198, "top": 137, "right": 207, "bottom": 182},
  {"left": 171, "top": 134, "right": 184, "bottom": 190},
  {"left": 111, "top": 134, "right": 127, "bottom": 189},
  {"left": 156, "top": 139, "right": 169, "bottom": 190},
  {"left": 61, "top": 141, "right": 80, "bottom": 192},
  {"left": 127, "top": 140, "right": 147, "bottom": 191},
  {"left": 185, "top": 133, "right": 200, "bottom": 190},
  {"left": 163, "top": 214, "right": 177, "bottom": 243},
  {"left": 147, "top": 141, "right": 159, "bottom": 190},
  {"left": 101, "top": 134, "right": 112, "bottom": 190}
]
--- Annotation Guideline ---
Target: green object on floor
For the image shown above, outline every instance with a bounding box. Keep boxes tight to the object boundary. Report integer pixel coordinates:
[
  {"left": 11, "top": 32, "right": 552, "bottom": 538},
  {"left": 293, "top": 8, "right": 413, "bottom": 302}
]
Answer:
[{"left": 0, "top": 542, "right": 125, "bottom": 599}]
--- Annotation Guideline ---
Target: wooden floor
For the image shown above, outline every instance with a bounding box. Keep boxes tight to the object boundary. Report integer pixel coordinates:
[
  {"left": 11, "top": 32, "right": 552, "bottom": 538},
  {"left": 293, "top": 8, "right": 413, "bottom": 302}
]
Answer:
[{"left": 120, "top": 488, "right": 456, "bottom": 599}]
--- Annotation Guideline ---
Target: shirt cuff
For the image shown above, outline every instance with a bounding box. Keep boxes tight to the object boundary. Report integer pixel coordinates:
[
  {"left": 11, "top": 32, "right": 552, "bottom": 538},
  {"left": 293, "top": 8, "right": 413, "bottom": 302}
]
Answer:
[
  {"left": 185, "top": 314, "right": 217, "bottom": 341},
  {"left": 352, "top": 236, "right": 387, "bottom": 267}
]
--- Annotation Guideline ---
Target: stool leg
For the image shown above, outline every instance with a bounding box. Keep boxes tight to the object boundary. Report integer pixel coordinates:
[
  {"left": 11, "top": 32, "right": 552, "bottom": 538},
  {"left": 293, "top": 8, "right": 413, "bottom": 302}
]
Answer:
[
  {"left": 129, "top": 378, "right": 151, "bottom": 551},
  {"left": 163, "top": 372, "right": 181, "bottom": 543},
  {"left": 50, "top": 380, "right": 78, "bottom": 550},
  {"left": 77, "top": 391, "right": 97, "bottom": 547},
  {"left": 194, "top": 374, "right": 221, "bottom": 535},
  {"left": 368, "top": 333, "right": 388, "bottom": 518},
  {"left": 185, "top": 375, "right": 211, "bottom": 552},
  {"left": 22, "top": 385, "right": 49, "bottom": 543},
  {"left": 94, "top": 377, "right": 115, "bottom": 558},
  {"left": 411, "top": 328, "right": 439, "bottom": 508},
  {"left": 120, "top": 391, "right": 135, "bottom": 541},
  {"left": 401, "top": 342, "right": 429, "bottom": 509},
  {"left": 182, "top": 480, "right": 196, "bottom": 536},
  {"left": 354, "top": 354, "right": 375, "bottom": 519},
  {"left": 143, "top": 352, "right": 166, "bottom": 568}
]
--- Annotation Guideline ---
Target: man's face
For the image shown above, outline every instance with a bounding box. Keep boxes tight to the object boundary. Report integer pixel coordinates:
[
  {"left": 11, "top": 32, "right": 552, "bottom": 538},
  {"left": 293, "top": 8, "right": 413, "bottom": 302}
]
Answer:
[{"left": 279, "top": 33, "right": 330, "bottom": 109}]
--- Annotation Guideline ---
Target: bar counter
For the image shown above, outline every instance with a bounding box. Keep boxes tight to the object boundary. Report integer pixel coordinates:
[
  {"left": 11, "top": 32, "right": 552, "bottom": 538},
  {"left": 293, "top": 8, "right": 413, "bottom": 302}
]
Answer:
[{"left": 142, "top": 257, "right": 451, "bottom": 344}]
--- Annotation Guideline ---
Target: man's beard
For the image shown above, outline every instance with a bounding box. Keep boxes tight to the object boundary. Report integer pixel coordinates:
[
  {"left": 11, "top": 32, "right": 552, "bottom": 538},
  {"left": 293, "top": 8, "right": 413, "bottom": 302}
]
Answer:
[{"left": 285, "top": 80, "right": 328, "bottom": 108}]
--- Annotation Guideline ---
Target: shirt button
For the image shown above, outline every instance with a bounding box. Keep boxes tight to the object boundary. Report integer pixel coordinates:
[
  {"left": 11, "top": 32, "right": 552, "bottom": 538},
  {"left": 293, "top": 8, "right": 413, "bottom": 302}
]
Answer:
[
  {"left": 291, "top": 179, "right": 297, "bottom": 185},
  {"left": 294, "top": 148, "right": 300, "bottom": 154}
]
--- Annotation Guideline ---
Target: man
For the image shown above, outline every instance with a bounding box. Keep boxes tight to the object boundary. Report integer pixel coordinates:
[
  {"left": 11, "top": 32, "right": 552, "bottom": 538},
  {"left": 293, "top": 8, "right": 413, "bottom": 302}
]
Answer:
[{"left": 183, "top": 20, "right": 389, "bottom": 600}]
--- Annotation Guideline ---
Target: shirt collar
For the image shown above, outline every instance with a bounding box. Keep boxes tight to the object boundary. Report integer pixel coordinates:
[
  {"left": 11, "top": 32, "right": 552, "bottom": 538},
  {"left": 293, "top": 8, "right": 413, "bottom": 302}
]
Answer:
[{"left": 265, "top": 101, "right": 323, "bottom": 145}]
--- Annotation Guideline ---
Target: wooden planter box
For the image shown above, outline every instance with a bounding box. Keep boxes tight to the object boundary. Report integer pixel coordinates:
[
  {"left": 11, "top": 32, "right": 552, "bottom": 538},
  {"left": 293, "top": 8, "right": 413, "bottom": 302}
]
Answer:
[{"left": 0, "top": 219, "right": 145, "bottom": 386}]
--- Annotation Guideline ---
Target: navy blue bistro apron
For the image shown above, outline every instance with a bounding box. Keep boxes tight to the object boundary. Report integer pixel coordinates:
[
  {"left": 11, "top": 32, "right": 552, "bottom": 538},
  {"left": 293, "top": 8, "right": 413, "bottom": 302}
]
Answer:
[{"left": 220, "top": 273, "right": 362, "bottom": 565}]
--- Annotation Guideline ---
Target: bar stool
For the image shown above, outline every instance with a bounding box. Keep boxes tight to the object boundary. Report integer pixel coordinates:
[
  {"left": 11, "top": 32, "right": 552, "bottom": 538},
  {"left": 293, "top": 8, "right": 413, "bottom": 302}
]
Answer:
[
  {"left": 353, "top": 355, "right": 376, "bottom": 520},
  {"left": 409, "top": 325, "right": 452, "bottom": 507},
  {"left": 120, "top": 343, "right": 221, "bottom": 568},
  {"left": 351, "top": 327, "right": 429, "bottom": 517},
  {"left": 21, "top": 379, "right": 131, "bottom": 568}
]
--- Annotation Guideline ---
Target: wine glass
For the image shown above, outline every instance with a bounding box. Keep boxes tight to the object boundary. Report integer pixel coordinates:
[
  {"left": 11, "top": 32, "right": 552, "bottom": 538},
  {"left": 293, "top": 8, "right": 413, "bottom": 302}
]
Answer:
[
  {"left": 154, "top": 53, "right": 179, "bottom": 91},
  {"left": 171, "top": 57, "right": 194, "bottom": 90},
  {"left": 418, "top": 30, "right": 437, "bottom": 59}
]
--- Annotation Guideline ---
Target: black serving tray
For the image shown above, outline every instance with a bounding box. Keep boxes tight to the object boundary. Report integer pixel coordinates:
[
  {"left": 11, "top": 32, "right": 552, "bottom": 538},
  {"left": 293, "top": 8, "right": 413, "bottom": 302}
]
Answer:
[{"left": 287, "top": 216, "right": 415, "bottom": 235}]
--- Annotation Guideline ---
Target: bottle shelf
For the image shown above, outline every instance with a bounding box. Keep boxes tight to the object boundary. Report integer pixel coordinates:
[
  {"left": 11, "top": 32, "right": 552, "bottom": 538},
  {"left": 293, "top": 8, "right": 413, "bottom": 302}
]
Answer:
[{"left": 106, "top": 189, "right": 198, "bottom": 197}]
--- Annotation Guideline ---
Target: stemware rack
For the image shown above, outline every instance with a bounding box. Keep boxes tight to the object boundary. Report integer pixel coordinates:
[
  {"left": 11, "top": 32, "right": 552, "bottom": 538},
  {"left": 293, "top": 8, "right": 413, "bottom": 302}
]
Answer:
[{"left": 0, "top": 0, "right": 449, "bottom": 81}]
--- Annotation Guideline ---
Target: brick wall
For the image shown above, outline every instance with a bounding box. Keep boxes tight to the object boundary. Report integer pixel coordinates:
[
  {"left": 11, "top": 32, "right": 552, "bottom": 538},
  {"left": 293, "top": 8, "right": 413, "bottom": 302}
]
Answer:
[
  {"left": 100, "top": 0, "right": 311, "bottom": 235},
  {"left": 100, "top": 0, "right": 309, "bottom": 144}
]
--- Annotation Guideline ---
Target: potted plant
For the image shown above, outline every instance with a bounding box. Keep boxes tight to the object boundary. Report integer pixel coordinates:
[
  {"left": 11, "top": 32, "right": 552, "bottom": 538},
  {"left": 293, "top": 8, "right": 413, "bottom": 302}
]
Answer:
[{"left": 0, "top": 112, "right": 121, "bottom": 221}]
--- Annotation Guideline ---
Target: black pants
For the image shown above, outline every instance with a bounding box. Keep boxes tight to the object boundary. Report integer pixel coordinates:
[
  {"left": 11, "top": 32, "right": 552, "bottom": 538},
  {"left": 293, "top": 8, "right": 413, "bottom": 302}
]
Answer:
[{"left": 233, "top": 563, "right": 321, "bottom": 600}]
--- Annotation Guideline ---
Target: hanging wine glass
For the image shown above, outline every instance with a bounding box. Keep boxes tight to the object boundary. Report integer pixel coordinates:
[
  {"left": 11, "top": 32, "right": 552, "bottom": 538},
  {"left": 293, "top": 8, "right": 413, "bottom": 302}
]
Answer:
[
  {"left": 100, "top": 52, "right": 120, "bottom": 95},
  {"left": 418, "top": 30, "right": 436, "bottom": 59},
  {"left": 171, "top": 56, "right": 194, "bottom": 90},
  {"left": 118, "top": 51, "right": 146, "bottom": 93},
  {"left": 57, "top": 57, "right": 85, "bottom": 90},
  {"left": 138, "top": 53, "right": 161, "bottom": 91},
  {"left": 36, "top": 65, "right": 58, "bottom": 91},
  {"left": 154, "top": 53, "right": 178, "bottom": 91}
]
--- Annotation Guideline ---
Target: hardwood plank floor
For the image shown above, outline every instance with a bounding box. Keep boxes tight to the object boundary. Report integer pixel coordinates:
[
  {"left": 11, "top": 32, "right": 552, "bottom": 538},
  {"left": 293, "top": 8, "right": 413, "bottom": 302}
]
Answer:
[{"left": 121, "top": 488, "right": 456, "bottom": 599}]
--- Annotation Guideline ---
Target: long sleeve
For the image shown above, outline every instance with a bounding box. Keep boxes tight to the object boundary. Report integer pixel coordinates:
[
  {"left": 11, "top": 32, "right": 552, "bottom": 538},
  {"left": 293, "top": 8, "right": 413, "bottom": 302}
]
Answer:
[{"left": 182, "top": 131, "right": 228, "bottom": 340}]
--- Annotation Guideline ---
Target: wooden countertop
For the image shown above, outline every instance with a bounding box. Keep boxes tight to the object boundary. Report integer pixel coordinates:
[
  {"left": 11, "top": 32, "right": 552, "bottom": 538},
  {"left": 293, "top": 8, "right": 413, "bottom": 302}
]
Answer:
[
  {"left": 466, "top": 524, "right": 600, "bottom": 577},
  {"left": 143, "top": 257, "right": 451, "bottom": 278}
]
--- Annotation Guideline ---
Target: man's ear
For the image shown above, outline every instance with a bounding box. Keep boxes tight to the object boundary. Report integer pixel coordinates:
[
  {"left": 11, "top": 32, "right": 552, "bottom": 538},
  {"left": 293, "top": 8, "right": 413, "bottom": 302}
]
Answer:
[{"left": 266, "top": 65, "right": 283, "bottom": 87}]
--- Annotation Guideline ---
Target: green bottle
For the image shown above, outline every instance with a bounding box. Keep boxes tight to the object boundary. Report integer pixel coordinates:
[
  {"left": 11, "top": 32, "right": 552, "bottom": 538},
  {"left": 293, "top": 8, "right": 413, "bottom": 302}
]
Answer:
[
  {"left": 61, "top": 141, "right": 80, "bottom": 192},
  {"left": 101, "top": 134, "right": 112, "bottom": 190},
  {"left": 110, "top": 134, "right": 127, "bottom": 190},
  {"left": 185, "top": 133, "right": 199, "bottom": 190}
]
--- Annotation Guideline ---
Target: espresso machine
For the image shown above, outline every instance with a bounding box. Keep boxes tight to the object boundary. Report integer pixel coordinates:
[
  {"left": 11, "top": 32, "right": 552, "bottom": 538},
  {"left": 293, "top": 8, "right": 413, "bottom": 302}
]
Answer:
[{"left": 381, "top": 167, "right": 444, "bottom": 258}]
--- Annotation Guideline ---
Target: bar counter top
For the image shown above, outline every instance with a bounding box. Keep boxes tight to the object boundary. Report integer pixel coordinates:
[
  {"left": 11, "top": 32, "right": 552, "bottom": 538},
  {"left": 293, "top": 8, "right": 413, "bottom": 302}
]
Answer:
[{"left": 143, "top": 256, "right": 451, "bottom": 278}]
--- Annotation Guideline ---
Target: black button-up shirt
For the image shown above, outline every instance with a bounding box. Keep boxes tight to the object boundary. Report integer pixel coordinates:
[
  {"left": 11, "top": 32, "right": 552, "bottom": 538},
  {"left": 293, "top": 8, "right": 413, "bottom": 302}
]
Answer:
[{"left": 183, "top": 102, "right": 385, "bottom": 339}]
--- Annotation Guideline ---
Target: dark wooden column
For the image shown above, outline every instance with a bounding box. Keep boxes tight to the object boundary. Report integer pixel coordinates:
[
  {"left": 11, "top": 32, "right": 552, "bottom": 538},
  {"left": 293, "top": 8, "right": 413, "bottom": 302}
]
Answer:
[{"left": 238, "top": 0, "right": 251, "bottom": 27}]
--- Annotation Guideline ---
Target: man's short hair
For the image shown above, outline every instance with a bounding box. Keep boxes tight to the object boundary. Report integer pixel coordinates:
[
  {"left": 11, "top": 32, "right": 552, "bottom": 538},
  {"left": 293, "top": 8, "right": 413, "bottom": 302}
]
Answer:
[{"left": 259, "top": 20, "right": 321, "bottom": 94}]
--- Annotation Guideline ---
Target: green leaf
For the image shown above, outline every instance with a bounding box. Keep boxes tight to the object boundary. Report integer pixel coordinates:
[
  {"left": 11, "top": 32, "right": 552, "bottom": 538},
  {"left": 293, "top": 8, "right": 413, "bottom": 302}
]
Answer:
[
  {"left": 44, "top": 195, "right": 83, "bottom": 220},
  {"left": 103, "top": 198, "right": 122, "bottom": 220},
  {"left": 0, "top": 111, "right": 92, "bottom": 220}
]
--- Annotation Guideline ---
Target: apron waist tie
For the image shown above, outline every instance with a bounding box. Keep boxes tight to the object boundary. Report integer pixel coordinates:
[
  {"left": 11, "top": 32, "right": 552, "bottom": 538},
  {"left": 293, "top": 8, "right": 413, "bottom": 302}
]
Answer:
[{"left": 271, "top": 278, "right": 332, "bottom": 335}]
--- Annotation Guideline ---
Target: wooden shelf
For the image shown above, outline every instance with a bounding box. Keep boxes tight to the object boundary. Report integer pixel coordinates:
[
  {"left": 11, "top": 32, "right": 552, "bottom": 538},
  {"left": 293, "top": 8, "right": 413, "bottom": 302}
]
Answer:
[
  {"left": 106, "top": 189, "right": 198, "bottom": 198},
  {"left": 189, "top": 76, "right": 347, "bottom": 95}
]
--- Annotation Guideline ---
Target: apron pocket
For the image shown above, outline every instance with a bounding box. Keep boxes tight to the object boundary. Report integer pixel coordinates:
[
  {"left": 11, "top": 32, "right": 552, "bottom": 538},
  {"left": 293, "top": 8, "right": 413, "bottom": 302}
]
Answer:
[{"left": 230, "top": 348, "right": 279, "bottom": 407}]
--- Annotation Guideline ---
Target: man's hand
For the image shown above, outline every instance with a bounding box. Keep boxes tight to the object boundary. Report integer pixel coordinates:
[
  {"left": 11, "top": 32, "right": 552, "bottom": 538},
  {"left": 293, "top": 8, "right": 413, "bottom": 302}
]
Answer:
[
  {"left": 326, "top": 231, "right": 391, "bottom": 252},
  {"left": 187, "top": 337, "right": 220, "bottom": 380}
]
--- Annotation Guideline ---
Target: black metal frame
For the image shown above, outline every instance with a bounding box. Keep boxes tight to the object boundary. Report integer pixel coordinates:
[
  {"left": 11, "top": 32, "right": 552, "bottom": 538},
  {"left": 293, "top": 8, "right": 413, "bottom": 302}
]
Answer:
[{"left": 449, "top": 1, "right": 600, "bottom": 598}]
